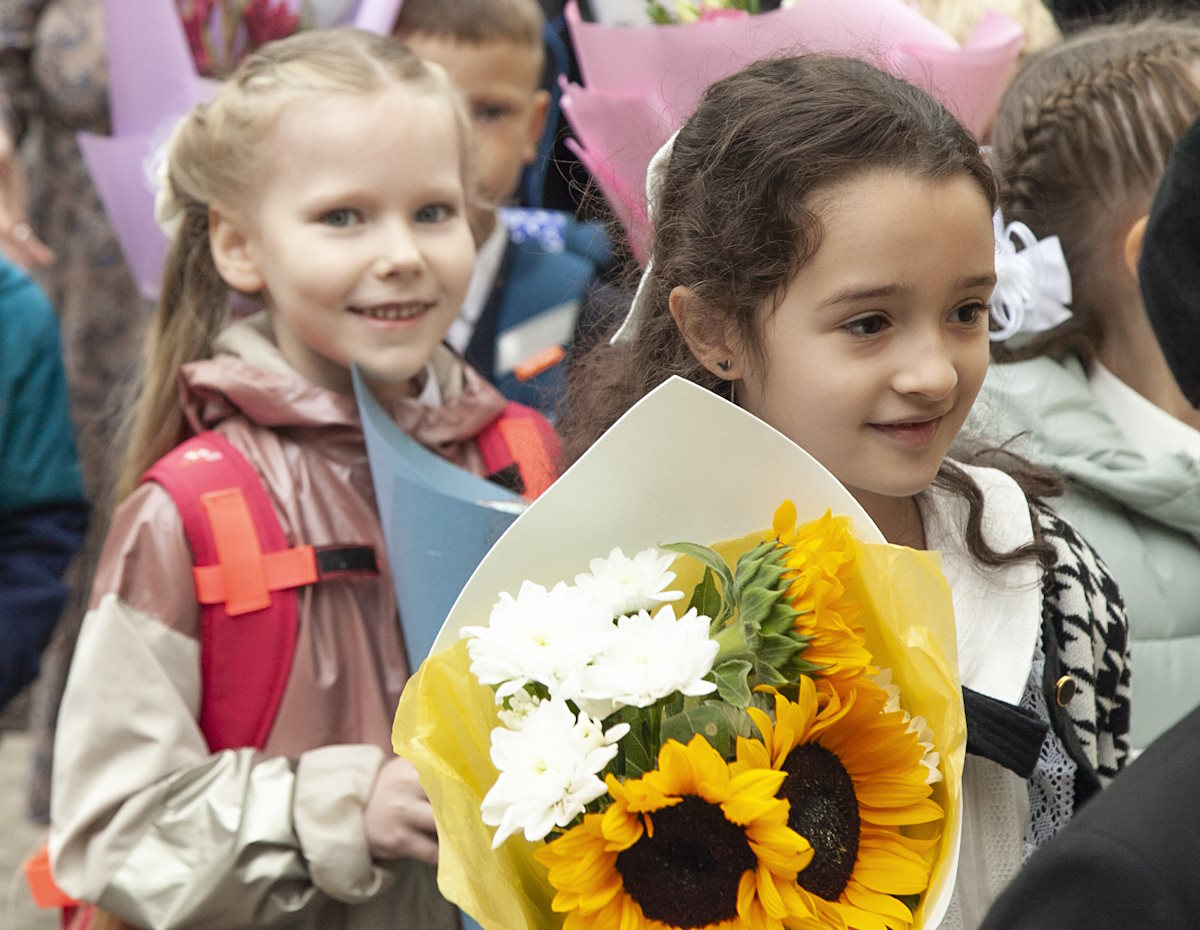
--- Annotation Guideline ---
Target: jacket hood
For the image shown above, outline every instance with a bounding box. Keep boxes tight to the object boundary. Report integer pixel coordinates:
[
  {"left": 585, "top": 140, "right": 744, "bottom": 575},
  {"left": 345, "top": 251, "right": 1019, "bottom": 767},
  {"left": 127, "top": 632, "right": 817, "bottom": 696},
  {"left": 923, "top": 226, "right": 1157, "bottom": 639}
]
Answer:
[
  {"left": 968, "top": 355, "right": 1200, "bottom": 542},
  {"left": 179, "top": 313, "right": 508, "bottom": 474}
]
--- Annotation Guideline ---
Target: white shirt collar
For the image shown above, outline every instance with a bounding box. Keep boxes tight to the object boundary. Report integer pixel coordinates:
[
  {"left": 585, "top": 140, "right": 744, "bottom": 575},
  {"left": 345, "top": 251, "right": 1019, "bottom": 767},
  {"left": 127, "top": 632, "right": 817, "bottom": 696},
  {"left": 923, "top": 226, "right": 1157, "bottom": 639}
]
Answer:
[
  {"left": 1089, "top": 361, "right": 1200, "bottom": 463},
  {"left": 444, "top": 220, "right": 509, "bottom": 355},
  {"left": 921, "top": 463, "right": 1041, "bottom": 705}
]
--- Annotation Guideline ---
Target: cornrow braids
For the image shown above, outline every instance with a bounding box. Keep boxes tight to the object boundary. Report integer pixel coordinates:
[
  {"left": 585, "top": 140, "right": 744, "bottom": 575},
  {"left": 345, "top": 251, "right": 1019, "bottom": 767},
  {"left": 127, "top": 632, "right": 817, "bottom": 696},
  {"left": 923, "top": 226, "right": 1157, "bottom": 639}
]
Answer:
[{"left": 991, "top": 16, "right": 1200, "bottom": 363}]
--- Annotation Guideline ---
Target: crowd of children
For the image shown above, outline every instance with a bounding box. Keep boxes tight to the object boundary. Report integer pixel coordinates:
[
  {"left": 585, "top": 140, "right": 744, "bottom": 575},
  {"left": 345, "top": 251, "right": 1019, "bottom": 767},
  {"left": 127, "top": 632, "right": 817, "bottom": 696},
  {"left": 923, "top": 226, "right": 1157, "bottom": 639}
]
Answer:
[{"left": 5, "top": 0, "right": 1200, "bottom": 927}]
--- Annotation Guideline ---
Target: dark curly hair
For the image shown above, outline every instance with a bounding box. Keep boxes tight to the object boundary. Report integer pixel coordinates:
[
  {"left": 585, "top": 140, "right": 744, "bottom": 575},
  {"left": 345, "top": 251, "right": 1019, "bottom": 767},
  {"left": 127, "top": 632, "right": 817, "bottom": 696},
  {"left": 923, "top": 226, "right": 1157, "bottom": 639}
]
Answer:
[{"left": 560, "top": 53, "right": 1059, "bottom": 569}]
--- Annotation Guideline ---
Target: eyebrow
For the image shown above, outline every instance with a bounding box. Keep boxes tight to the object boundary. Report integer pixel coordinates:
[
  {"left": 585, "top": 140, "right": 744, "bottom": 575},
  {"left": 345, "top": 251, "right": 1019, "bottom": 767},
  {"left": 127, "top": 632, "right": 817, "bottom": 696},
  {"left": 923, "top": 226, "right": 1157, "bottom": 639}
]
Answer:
[{"left": 815, "top": 273, "right": 998, "bottom": 310}]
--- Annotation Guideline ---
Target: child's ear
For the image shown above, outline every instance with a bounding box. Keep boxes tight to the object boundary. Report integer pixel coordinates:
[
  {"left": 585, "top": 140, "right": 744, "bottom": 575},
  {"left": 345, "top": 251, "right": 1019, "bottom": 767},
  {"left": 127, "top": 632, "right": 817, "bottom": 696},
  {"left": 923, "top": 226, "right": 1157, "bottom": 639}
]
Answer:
[
  {"left": 209, "top": 206, "right": 264, "bottom": 294},
  {"left": 668, "top": 285, "right": 743, "bottom": 380},
  {"left": 522, "top": 89, "right": 551, "bottom": 165},
  {"left": 1124, "top": 214, "right": 1149, "bottom": 281}
]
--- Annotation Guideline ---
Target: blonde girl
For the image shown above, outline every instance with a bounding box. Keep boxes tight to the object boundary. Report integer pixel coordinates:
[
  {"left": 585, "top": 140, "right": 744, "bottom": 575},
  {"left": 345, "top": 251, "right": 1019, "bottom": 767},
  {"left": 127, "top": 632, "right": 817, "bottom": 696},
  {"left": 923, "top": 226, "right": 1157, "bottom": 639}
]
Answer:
[{"left": 49, "top": 28, "right": 550, "bottom": 930}]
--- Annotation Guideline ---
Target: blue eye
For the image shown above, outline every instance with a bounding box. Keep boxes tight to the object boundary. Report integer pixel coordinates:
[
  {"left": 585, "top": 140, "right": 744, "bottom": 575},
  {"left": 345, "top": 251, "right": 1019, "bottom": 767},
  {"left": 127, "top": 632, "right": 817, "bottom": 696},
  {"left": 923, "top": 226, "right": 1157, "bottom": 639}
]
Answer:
[
  {"left": 321, "top": 208, "right": 360, "bottom": 228},
  {"left": 415, "top": 203, "right": 453, "bottom": 223},
  {"left": 842, "top": 314, "right": 888, "bottom": 337}
]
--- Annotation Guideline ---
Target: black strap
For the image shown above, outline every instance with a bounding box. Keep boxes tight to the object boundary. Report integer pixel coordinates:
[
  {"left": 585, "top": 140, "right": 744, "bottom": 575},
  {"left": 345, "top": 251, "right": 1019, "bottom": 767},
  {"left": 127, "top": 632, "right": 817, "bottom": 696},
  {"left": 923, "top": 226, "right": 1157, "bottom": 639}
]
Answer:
[
  {"left": 963, "top": 686, "right": 1050, "bottom": 779},
  {"left": 314, "top": 545, "right": 379, "bottom": 580}
]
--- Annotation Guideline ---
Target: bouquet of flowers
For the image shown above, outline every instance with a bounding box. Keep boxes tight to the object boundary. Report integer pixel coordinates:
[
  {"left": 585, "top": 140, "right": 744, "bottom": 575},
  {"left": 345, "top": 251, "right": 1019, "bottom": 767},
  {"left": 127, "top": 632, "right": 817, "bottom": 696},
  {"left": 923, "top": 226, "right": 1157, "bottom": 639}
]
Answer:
[
  {"left": 392, "top": 378, "right": 966, "bottom": 930},
  {"left": 560, "top": 0, "right": 1025, "bottom": 259},
  {"left": 176, "top": 0, "right": 390, "bottom": 77},
  {"left": 644, "top": 0, "right": 761, "bottom": 23}
]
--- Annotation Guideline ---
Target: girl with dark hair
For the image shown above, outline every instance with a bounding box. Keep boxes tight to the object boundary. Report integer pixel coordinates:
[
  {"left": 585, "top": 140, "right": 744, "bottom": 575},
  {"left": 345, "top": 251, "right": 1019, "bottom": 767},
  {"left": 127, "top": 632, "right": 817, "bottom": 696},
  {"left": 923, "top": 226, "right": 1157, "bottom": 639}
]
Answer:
[{"left": 559, "top": 54, "right": 1131, "bottom": 929}]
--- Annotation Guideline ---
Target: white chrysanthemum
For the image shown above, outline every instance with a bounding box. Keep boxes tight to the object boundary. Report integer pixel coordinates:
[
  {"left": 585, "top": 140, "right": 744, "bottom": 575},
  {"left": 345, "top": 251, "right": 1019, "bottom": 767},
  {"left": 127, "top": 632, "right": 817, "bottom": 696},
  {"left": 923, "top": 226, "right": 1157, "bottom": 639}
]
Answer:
[
  {"left": 577, "top": 605, "right": 717, "bottom": 712},
  {"left": 872, "top": 669, "right": 943, "bottom": 786},
  {"left": 480, "top": 698, "right": 629, "bottom": 847},
  {"left": 496, "top": 688, "right": 541, "bottom": 730},
  {"left": 461, "top": 581, "right": 615, "bottom": 700},
  {"left": 574, "top": 547, "right": 684, "bottom": 619}
]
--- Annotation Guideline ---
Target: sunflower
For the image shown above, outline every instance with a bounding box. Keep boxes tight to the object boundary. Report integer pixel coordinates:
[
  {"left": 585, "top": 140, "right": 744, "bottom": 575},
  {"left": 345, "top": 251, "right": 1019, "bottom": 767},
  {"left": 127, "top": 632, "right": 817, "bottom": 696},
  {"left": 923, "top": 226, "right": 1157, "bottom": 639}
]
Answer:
[
  {"left": 534, "top": 734, "right": 816, "bottom": 930},
  {"left": 771, "top": 504, "right": 875, "bottom": 687},
  {"left": 734, "top": 676, "right": 943, "bottom": 930}
]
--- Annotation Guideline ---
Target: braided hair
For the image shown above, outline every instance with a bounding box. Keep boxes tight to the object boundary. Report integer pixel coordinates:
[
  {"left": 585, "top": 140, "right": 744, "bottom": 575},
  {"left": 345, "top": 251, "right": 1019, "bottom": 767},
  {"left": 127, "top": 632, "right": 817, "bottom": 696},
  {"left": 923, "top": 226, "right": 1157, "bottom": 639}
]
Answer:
[{"left": 990, "top": 15, "right": 1200, "bottom": 364}]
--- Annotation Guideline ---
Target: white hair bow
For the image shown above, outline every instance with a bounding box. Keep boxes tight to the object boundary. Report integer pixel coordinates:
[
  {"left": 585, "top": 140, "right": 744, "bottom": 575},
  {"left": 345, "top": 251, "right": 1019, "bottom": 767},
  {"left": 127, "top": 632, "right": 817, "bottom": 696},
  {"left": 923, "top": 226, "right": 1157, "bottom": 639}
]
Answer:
[
  {"left": 989, "top": 212, "right": 1073, "bottom": 342},
  {"left": 143, "top": 116, "right": 190, "bottom": 244}
]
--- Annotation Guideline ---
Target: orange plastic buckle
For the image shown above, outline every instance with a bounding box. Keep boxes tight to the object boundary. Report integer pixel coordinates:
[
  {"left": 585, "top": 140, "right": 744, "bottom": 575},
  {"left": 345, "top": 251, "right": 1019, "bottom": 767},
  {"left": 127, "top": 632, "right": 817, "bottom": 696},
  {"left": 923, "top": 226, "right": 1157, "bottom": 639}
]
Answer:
[
  {"left": 23, "top": 845, "right": 77, "bottom": 909},
  {"left": 190, "top": 488, "right": 317, "bottom": 616},
  {"left": 496, "top": 417, "right": 555, "bottom": 500}
]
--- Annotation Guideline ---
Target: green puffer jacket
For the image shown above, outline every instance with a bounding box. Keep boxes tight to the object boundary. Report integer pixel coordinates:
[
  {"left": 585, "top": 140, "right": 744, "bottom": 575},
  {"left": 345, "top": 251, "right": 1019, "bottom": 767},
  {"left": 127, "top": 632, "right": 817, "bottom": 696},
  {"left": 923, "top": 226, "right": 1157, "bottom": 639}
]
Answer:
[{"left": 966, "top": 354, "right": 1200, "bottom": 752}]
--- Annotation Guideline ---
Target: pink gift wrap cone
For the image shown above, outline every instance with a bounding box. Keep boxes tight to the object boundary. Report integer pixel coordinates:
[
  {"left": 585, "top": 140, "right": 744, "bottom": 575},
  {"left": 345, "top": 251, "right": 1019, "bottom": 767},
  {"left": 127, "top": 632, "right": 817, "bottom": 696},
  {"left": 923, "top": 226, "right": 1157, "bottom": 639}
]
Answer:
[{"left": 560, "top": 0, "right": 1024, "bottom": 258}]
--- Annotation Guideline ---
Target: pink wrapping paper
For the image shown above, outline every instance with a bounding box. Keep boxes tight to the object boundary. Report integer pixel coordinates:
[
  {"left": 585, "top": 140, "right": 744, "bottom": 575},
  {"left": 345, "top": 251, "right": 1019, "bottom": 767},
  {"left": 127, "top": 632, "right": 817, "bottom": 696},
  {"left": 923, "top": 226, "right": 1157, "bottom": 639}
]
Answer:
[{"left": 561, "top": 0, "right": 1024, "bottom": 260}]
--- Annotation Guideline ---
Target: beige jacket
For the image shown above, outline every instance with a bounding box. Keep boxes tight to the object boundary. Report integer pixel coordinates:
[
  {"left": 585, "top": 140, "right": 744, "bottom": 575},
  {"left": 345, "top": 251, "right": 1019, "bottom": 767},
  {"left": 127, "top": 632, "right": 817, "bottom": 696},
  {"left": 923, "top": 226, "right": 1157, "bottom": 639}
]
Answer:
[{"left": 50, "top": 319, "right": 509, "bottom": 929}]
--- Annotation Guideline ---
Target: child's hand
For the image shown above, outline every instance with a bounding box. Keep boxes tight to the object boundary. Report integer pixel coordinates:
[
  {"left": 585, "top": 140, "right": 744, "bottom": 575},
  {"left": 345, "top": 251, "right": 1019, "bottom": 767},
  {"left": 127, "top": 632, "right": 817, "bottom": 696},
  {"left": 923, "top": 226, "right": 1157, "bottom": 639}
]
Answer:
[{"left": 363, "top": 756, "right": 439, "bottom": 864}]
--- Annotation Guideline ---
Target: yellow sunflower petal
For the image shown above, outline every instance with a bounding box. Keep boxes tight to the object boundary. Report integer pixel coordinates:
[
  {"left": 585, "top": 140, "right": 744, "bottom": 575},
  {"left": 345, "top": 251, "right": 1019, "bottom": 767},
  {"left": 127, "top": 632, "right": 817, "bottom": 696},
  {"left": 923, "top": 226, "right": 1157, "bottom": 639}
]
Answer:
[
  {"left": 843, "top": 878, "right": 915, "bottom": 924},
  {"left": 774, "top": 500, "right": 799, "bottom": 539}
]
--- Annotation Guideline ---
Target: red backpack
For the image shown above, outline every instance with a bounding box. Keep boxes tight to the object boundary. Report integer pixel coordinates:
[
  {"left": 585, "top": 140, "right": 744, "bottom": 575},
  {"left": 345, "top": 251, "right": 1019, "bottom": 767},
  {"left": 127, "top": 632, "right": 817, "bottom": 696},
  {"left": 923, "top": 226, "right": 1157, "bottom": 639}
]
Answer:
[{"left": 27, "top": 404, "right": 559, "bottom": 925}]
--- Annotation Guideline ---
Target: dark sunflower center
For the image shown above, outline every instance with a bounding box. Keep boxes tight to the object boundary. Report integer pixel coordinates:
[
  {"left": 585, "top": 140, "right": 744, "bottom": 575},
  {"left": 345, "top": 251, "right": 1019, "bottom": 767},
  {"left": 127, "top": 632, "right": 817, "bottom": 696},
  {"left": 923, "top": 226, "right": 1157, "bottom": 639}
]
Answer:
[
  {"left": 780, "top": 742, "right": 861, "bottom": 901},
  {"left": 615, "top": 794, "right": 756, "bottom": 928}
]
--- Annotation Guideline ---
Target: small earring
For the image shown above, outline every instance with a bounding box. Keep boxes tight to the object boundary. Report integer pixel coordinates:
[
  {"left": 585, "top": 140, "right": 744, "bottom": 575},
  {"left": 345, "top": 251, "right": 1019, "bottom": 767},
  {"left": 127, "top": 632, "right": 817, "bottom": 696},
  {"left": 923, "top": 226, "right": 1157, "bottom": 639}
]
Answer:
[{"left": 717, "top": 359, "right": 731, "bottom": 372}]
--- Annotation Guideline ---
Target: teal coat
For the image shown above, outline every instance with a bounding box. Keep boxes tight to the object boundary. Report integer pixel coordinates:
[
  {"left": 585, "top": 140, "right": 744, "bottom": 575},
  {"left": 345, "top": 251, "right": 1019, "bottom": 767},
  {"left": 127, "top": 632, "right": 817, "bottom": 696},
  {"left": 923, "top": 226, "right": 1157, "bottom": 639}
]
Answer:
[
  {"left": 0, "top": 256, "right": 87, "bottom": 710},
  {"left": 968, "top": 355, "right": 1200, "bottom": 751}
]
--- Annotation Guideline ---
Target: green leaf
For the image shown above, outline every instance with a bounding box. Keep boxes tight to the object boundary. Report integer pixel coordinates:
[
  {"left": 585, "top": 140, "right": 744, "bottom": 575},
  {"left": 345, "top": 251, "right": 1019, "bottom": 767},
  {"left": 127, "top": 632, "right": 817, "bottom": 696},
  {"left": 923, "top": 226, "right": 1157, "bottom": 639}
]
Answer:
[
  {"left": 620, "top": 715, "right": 657, "bottom": 778},
  {"left": 756, "top": 631, "right": 804, "bottom": 668},
  {"left": 663, "top": 541, "right": 735, "bottom": 621},
  {"left": 687, "top": 567, "right": 723, "bottom": 622},
  {"left": 737, "top": 584, "right": 782, "bottom": 632},
  {"left": 645, "top": 1, "right": 675, "bottom": 24},
  {"left": 732, "top": 541, "right": 776, "bottom": 590},
  {"left": 786, "top": 656, "right": 826, "bottom": 678},
  {"left": 660, "top": 703, "right": 754, "bottom": 756},
  {"left": 755, "top": 662, "right": 790, "bottom": 689},
  {"left": 749, "top": 689, "right": 776, "bottom": 717},
  {"left": 709, "top": 658, "right": 753, "bottom": 707},
  {"left": 761, "top": 603, "right": 801, "bottom": 636},
  {"left": 661, "top": 690, "right": 685, "bottom": 720},
  {"left": 735, "top": 544, "right": 788, "bottom": 592}
]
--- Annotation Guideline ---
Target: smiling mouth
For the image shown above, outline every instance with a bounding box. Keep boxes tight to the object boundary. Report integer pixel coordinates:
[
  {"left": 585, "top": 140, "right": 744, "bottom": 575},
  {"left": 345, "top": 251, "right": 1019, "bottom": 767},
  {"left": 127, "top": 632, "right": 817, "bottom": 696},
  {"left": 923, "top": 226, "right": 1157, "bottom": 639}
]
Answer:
[
  {"left": 350, "top": 302, "right": 431, "bottom": 321},
  {"left": 870, "top": 416, "right": 944, "bottom": 447}
]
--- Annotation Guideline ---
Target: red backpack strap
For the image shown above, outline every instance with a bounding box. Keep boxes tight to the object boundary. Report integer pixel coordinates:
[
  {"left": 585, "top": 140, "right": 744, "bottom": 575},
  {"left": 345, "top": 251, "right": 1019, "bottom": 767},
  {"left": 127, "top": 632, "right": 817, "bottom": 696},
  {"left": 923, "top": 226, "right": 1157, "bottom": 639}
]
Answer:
[
  {"left": 145, "top": 433, "right": 380, "bottom": 750},
  {"left": 476, "top": 402, "right": 560, "bottom": 500},
  {"left": 143, "top": 431, "right": 298, "bottom": 751}
]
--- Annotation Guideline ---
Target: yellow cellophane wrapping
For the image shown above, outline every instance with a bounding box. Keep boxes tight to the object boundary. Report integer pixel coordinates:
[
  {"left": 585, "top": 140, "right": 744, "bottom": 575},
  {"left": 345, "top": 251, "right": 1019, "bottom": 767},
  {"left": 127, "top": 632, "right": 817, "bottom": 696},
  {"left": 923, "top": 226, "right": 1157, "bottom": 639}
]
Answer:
[{"left": 392, "top": 532, "right": 964, "bottom": 930}]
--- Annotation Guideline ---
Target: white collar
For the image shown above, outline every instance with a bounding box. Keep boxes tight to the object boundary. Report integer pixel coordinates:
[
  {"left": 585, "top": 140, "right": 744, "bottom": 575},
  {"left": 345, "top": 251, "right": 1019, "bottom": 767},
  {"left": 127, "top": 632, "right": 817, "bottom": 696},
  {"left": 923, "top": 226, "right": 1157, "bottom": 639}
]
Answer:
[
  {"left": 1089, "top": 361, "right": 1200, "bottom": 464},
  {"left": 921, "top": 464, "right": 1041, "bottom": 705},
  {"left": 444, "top": 219, "right": 509, "bottom": 355}
]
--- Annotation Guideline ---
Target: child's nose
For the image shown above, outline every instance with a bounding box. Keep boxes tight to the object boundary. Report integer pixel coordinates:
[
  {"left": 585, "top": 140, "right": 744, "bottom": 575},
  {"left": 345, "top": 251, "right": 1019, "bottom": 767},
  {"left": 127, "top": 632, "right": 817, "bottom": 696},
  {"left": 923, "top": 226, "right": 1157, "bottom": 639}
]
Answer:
[
  {"left": 372, "top": 222, "right": 423, "bottom": 277},
  {"left": 893, "top": 335, "right": 959, "bottom": 399}
]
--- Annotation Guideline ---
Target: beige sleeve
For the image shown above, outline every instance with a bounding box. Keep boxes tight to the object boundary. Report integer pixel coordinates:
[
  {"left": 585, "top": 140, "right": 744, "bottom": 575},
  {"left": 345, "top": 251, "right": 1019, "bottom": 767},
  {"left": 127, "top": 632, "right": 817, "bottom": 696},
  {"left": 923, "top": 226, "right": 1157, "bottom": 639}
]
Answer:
[{"left": 49, "top": 596, "right": 399, "bottom": 927}]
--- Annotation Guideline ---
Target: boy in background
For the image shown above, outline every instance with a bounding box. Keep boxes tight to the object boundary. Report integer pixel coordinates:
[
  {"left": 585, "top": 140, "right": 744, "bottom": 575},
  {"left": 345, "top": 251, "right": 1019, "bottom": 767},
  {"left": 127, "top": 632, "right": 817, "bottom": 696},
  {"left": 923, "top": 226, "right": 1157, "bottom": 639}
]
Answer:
[{"left": 395, "top": 0, "right": 611, "bottom": 419}]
